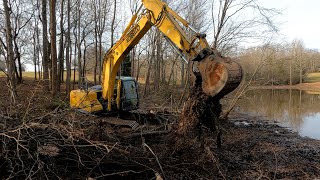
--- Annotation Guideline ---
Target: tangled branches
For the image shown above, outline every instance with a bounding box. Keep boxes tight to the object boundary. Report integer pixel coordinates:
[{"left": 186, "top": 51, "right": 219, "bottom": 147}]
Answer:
[{"left": 0, "top": 109, "right": 168, "bottom": 179}]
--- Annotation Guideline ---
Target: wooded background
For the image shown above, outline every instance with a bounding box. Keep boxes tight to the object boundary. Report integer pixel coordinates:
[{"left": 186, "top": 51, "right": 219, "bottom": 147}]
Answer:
[{"left": 0, "top": 0, "right": 319, "bottom": 99}]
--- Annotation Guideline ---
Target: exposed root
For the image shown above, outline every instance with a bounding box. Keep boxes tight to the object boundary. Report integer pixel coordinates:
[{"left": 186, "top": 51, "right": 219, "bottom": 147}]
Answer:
[{"left": 174, "top": 82, "right": 222, "bottom": 148}]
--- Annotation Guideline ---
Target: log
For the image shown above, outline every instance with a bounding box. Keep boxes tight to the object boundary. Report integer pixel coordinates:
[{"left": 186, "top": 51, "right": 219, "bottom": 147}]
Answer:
[{"left": 197, "top": 51, "right": 242, "bottom": 98}]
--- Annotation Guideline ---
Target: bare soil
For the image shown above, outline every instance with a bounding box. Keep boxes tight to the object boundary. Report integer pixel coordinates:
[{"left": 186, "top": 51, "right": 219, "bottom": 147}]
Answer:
[{"left": 0, "top": 78, "right": 320, "bottom": 179}]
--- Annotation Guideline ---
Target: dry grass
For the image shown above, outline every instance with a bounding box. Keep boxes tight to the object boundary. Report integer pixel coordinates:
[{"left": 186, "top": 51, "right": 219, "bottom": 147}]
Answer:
[
  {"left": 304, "top": 72, "right": 320, "bottom": 83},
  {"left": 0, "top": 71, "right": 95, "bottom": 82}
]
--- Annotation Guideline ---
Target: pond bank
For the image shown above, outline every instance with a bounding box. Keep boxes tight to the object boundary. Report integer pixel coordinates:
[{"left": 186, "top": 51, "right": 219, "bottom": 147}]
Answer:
[
  {"left": 251, "top": 82, "right": 320, "bottom": 92},
  {"left": 233, "top": 88, "right": 320, "bottom": 139},
  {"left": 220, "top": 112, "right": 320, "bottom": 178}
]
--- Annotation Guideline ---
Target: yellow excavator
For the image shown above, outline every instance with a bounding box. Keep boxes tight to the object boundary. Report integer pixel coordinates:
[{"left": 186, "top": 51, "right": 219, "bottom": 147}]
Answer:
[{"left": 70, "top": 0, "right": 242, "bottom": 113}]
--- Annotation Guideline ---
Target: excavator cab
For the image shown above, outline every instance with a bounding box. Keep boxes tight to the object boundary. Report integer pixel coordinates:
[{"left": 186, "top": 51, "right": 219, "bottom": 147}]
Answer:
[
  {"left": 70, "top": 77, "right": 139, "bottom": 113},
  {"left": 115, "top": 77, "right": 139, "bottom": 111}
]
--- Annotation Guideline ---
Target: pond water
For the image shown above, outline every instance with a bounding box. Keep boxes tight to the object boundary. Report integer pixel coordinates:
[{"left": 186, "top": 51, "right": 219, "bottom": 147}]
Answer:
[{"left": 235, "top": 89, "right": 320, "bottom": 140}]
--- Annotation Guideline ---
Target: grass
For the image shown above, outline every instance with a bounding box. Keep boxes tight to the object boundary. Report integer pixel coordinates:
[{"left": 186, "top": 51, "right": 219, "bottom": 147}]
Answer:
[
  {"left": 304, "top": 72, "right": 320, "bottom": 83},
  {"left": 0, "top": 71, "right": 148, "bottom": 85},
  {"left": 0, "top": 71, "right": 95, "bottom": 82}
]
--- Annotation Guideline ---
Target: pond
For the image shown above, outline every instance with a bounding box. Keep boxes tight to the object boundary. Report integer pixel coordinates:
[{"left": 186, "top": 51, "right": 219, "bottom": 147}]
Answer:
[{"left": 235, "top": 89, "right": 320, "bottom": 140}]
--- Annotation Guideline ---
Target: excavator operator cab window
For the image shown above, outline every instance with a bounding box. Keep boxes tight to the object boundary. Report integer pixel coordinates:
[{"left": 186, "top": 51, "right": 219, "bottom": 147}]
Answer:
[{"left": 122, "top": 80, "right": 139, "bottom": 111}]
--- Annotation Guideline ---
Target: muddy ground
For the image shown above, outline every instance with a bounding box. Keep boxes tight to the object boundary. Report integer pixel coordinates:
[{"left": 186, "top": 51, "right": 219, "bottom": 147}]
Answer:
[{"left": 0, "top": 79, "right": 320, "bottom": 179}]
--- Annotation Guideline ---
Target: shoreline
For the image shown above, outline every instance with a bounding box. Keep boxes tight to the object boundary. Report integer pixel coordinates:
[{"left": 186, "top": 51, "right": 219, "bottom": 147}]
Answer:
[
  {"left": 250, "top": 82, "right": 320, "bottom": 91},
  {"left": 220, "top": 111, "right": 320, "bottom": 178}
]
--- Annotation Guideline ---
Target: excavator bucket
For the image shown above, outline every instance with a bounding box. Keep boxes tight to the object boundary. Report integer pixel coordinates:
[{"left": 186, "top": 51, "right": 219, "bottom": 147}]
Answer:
[{"left": 196, "top": 51, "right": 243, "bottom": 98}]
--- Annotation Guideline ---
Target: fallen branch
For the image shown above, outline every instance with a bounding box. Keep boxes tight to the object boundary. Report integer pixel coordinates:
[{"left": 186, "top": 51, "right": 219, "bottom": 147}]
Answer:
[
  {"left": 124, "top": 130, "right": 170, "bottom": 138},
  {"left": 143, "top": 142, "right": 166, "bottom": 179}
]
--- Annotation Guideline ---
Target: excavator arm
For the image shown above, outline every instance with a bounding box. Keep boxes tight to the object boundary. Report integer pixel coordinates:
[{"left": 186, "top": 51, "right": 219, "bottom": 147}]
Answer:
[
  {"left": 70, "top": 0, "right": 242, "bottom": 112},
  {"left": 102, "top": 0, "right": 242, "bottom": 111},
  {"left": 102, "top": 0, "right": 202, "bottom": 111}
]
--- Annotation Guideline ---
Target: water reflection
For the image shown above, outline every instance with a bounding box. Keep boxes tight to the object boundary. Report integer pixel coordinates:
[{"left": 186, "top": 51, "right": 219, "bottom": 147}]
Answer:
[{"left": 235, "top": 89, "right": 320, "bottom": 139}]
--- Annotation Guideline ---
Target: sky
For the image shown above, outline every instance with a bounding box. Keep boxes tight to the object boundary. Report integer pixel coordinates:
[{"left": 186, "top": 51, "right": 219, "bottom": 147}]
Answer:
[{"left": 262, "top": 0, "right": 320, "bottom": 50}]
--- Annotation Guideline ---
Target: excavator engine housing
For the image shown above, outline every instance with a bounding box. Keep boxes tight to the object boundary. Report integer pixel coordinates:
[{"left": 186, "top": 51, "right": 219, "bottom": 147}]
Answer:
[{"left": 70, "top": 77, "right": 139, "bottom": 113}]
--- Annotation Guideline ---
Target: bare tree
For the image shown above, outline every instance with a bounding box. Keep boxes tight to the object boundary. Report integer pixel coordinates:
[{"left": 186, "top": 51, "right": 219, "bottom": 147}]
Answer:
[
  {"left": 31, "top": 0, "right": 41, "bottom": 81},
  {"left": 3, "top": 0, "right": 17, "bottom": 102},
  {"left": 0, "top": 0, "right": 34, "bottom": 84},
  {"left": 65, "top": 0, "right": 71, "bottom": 94},
  {"left": 92, "top": 0, "right": 110, "bottom": 84},
  {"left": 291, "top": 40, "right": 305, "bottom": 84},
  {"left": 78, "top": 2, "right": 95, "bottom": 78},
  {"left": 57, "top": 0, "right": 64, "bottom": 90},
  {"left": 210, "top": 0, "right": 280, "bottom": 54},
  {"left": 50, "top": 0, "right": 58, "bottom": 96},
  {"left": 76, "top": 0, "right": 82, "bottom": 84},
  {"left": 110, "top": 0, "right": 116, "bottom": 46},
  {"left": 42, "top": 0, "right": 50, "bottom": 91},
  {"left": 32, "top": 21, "right": 40, "bottom": 80},
  {"left": 10, "top": 1, "right": 33, "bottom": 84}
]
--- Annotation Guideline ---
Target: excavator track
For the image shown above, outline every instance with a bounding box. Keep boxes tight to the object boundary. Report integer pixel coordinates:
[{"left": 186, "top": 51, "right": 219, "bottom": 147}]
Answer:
[
  {"left": 94, "top": 109, "right": 175, "bottom": 132},
  {"left": 101, "top": 117, "right": 139, "bottom": 130}
]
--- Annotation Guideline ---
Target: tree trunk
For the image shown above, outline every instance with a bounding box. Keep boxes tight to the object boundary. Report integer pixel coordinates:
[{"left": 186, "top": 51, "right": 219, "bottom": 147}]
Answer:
[
  {"left": 57, "top": 1, "right": 64, "bottom": 90},
  {"left": 82, "top": 39, "right": 87, "bottom": 77},
  {"left": 144, "top": 45, "right": 154, "bottom": 96},
  {"left": 42, "top": 0, "right": 50, "bottom": 91},
  {"left": 111, "top": 0, "right": 116, "bottom": 46},
  {"left": 289, "top": 57, "right": 292, "bottom": 86},
  {"left": 299, "top": 53, "right": 302, "bottom": 84},
  {"left": 73, "top": 29, "right": 77, "bottom": 89},
  {"left": 144, "top": 63, "right": 151, "bottom": 96},
  {"left": 135, "top": 50, "right": 142, "bottom": 82},
  {"left": 131, "top": 47, "right": 135, "bottom": 77},
  {"left": 154, "top": 32, "right": 161, "bottom": 89},
  {"left": 13, "top": 38, "right": 22, "bottom": 84},
  {"left": 66, "top": 0, "right": 71, "bottom": 94},
  {"left": 50, "top": 0, "right": 58, "bottom": 96},
  {"left": 3, "top": 0, "right": 17, "bottom": 102},
  {"left": 111, "top": 0, "right": 118, "bottom": 76},
  {"left": 35, "top": 16, "right": 41, "bottom": 80},
  {"left": 168, "top": 55, "right": 179, "bottom": 85},
  {"left": 98, "top": 35, "right": 102, "bottom": 84},
  {"left": 77, "top": 0, "right": 82, "bottom": 85},
  {"left": 181, "top": 61, "right": 185, "bottom": 86},
  {"left": 33, "top": 25, "right": 38, "bottom": 80},
  {"left": 93, "top": 1, "right": 98, "bottom": 85}
]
